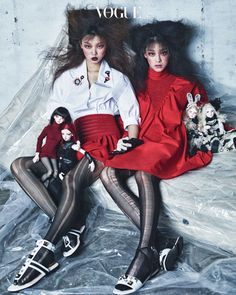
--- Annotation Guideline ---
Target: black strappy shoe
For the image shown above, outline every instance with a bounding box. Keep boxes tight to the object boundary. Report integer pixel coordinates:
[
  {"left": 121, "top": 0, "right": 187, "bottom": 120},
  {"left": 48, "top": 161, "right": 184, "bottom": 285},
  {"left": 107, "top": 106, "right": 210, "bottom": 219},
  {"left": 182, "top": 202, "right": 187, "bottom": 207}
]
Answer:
[
  {"left": 8, "top": 239, "right": 59, "bottom": 292},
  {"left": 113, "top": 246, "right": 160, "bottom": 295},
  {"left": 62, "top": 225, "right": 85, "bottom": 257},
  {"left": 159, "top": 236, "right": 183, "bottom": 271}
]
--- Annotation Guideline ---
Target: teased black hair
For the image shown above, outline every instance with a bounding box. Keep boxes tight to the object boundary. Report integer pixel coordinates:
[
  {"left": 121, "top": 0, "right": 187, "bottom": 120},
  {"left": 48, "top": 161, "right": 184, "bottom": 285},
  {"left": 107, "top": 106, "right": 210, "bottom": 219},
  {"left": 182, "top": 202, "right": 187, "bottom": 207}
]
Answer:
[
  {"left": 48, "top": 7, "right": 133, "bottom": 83},
  {"left": 129, "top": 20, "right": 195, "bottom": 92}
]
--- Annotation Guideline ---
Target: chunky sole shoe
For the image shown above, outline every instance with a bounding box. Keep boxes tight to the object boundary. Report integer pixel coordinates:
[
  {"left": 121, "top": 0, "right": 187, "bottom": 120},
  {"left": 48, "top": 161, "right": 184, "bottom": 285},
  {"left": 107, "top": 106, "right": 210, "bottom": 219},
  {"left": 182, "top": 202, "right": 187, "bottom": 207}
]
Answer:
[
  {"left": 8, "top": 239, "right": 59, "bottom": 292},
  {"left": 159, "top": 236, "right": 183, "bottom": 271},
  {"left": 62, "top": 225, "right": 85, "bottom": 257}
]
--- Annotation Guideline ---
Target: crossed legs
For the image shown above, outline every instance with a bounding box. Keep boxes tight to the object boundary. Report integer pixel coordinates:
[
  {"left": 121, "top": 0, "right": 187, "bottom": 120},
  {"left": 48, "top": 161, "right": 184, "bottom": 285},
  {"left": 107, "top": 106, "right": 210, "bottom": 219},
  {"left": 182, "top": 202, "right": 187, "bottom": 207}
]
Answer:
[
  {"left": 9, "top": 156, "right": 103, "bottom": 291},
  {"left": 100, "top": 167, "right": 182, "bottom": 294}
]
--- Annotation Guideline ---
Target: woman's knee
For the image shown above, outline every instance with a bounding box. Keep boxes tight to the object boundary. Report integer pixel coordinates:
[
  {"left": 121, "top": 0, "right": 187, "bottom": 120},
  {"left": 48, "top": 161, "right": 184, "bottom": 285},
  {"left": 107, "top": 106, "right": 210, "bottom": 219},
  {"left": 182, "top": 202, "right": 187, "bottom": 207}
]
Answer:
[
  {"left": 134, "top": 170, "right": 147, "bottom": 182},
  {"left": 100, "top": 167, "right": 115, "bottom": 184},
  {"left": 61, "top": 173, "right": 80, "bottom": 205},
  {"left": 10, "top": 157, "right": 31, "bottom": 176}
]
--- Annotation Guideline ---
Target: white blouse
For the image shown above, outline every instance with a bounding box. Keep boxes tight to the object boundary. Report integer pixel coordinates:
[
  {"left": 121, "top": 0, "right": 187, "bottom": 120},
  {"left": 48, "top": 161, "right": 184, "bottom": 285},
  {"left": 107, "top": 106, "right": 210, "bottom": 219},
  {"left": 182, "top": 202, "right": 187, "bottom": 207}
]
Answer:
[{"left": 47, "top": 60, "right": 140, "bottom": 130}]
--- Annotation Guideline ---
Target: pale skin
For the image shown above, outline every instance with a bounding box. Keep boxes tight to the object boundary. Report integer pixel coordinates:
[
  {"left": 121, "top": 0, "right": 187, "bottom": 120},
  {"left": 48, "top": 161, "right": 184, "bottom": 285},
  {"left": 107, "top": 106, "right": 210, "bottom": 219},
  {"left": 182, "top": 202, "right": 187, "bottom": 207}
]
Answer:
[
  {"left": 80, "top": 35, "right": 139, "bottom": 151},
  {"left": 144, "top": 42, "right": 170, "bottom": 73}
]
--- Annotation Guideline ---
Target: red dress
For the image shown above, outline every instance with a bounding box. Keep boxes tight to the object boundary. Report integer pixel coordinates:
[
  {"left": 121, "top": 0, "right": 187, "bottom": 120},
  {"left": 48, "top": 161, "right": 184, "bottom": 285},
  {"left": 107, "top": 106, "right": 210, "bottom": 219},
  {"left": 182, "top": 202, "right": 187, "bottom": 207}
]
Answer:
[
  {"left": 105, "top": 69, "right": 213, "bottom": 179},
  {"left": 36, "top": 122, "right": 64, "bottom": 159}
]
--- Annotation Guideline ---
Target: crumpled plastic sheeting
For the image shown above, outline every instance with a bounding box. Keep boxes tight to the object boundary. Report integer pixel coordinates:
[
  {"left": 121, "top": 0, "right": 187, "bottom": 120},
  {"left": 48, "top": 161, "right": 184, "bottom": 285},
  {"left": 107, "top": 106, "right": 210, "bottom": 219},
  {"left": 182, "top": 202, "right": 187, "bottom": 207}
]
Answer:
[
  {"left": 1, "top": 26, "right": 236, "bottom": 295},
  {"left": 159, "top": 151, "right": 236, "bottom": 254},
  {"left": 89, "top": 149, "right": 236, "bottom": 255},
  {"left": 0, "top": 29, "right": 68, "bottom": 171},
  {"left": 1, "top": 168, "right": 236, "bottom": 295}
]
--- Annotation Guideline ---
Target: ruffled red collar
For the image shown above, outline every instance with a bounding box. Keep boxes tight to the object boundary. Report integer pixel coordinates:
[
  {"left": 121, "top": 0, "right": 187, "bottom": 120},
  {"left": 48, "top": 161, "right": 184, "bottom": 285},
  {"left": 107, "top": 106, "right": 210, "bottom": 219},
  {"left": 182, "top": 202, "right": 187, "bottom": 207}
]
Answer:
[{"left": 147, "top": 68, "right": 170, "bottom": 80}]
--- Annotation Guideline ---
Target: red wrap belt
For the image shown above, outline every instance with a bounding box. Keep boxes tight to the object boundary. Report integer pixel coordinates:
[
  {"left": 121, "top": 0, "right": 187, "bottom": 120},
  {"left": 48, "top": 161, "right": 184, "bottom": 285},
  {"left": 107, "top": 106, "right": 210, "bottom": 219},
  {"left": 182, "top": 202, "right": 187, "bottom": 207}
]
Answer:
[{"left": 74, "top": 114, "right": 121, "bottom": 163}]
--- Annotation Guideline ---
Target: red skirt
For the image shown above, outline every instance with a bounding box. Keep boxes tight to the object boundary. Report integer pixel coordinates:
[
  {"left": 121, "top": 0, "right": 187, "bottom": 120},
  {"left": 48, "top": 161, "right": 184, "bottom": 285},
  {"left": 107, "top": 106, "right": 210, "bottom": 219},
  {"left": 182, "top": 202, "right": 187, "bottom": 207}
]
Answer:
[{"left": 74, "top": 114, "right": 121, "bottom": 163}]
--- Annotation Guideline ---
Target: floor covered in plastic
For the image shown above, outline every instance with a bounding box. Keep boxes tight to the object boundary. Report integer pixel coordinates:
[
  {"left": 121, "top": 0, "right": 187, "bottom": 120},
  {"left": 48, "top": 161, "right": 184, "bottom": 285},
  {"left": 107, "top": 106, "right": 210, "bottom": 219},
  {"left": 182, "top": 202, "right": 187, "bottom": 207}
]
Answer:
[{"left": 0, "top": 168, "right": 236, "bottom": 295}]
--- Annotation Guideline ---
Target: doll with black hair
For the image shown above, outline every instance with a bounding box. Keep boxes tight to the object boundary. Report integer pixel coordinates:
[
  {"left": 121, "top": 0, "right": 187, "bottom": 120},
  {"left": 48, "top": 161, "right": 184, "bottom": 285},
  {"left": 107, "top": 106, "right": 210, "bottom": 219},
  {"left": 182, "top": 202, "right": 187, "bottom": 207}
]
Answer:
[{"left": 33, "top": 107, "right": 76, "bottom": 183}]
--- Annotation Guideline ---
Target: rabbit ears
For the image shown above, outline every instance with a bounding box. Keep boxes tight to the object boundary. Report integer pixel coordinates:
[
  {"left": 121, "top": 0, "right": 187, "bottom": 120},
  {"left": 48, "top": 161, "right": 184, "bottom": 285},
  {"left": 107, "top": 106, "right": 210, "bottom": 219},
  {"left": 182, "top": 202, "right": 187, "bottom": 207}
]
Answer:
[{"left": 186, "top": 93, "right": 201, "bottom": 110}]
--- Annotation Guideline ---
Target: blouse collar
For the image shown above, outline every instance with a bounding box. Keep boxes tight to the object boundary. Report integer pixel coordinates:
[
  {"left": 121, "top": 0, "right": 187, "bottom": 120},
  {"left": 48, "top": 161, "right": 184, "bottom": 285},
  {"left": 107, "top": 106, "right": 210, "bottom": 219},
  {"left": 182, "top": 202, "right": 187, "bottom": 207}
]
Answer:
[{"left": 70, "top": 59, "right": 112, "bottom": 86}]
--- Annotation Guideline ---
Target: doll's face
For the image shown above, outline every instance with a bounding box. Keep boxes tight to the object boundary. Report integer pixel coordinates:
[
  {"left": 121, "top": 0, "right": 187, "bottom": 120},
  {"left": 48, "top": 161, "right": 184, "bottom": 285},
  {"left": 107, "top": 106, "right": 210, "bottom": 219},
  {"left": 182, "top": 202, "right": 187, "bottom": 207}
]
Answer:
[
  {"left": 205, "top": 106, "right": 215, "bottom": 118},
  {"left": 61, "top": 129, "right": 72, "bottom": 142},
  {"left": 187, "top": 106, "right": 198, "bottom": 119},
  {"left": 54, "top": 114, "right": 65, "bottom": 125},
  {"left": 80, "top": 35, "right": 107, "bottom": 65},
  {"left": 144, "top": 42, "right": 170, "bottom": 72}
]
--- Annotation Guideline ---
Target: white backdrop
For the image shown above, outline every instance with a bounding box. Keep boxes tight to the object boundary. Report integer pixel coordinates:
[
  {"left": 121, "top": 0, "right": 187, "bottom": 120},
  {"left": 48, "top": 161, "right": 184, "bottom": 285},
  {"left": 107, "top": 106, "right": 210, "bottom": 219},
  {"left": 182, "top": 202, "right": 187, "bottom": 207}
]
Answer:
[{"left": 0, "top": 0, "right": 236, "bottom": 114}]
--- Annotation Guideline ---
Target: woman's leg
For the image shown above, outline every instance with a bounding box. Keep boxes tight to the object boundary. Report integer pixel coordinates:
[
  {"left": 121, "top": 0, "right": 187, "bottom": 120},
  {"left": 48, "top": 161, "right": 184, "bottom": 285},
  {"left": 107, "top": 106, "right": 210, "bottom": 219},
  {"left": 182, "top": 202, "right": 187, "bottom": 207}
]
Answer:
[
  {"left": 125, "top": 171, "right": 160, "bottom": 274},
  {"left": 44, "top": 156, "right": 93, "bottom": 244},
  {"left": 100, "top": 167, "right": 141, "bottom": 227},
  {"left": 100, "top": 167, "right": 163, "bottom": 247},
  {"left": 11, "top": 156, "right": 91, "bottom": 258},
  {"left": 8, "top": 158, "right": 103, "bottom": 292},
  {"left": 100, "top": 167, "right": 183, "bottom": 276},
  {"left": 113, "top": 171, "right": 161, "bottom": 294},
  {"left": 11, "top": 157, "right": 57, "bottom": 218}
]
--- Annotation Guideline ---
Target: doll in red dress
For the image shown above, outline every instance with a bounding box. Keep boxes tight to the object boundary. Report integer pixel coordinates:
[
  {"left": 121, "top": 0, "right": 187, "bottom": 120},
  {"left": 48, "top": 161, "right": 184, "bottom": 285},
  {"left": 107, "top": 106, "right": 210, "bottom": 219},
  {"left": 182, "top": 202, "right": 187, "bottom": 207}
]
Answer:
[{"left": 33, "top": 107, "right": 76, "bottom": 183}]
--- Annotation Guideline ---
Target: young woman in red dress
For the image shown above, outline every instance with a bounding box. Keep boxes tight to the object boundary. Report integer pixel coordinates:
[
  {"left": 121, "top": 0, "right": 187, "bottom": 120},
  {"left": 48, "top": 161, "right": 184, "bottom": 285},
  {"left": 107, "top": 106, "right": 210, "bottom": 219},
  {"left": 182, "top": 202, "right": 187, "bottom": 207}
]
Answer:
[{"left": 101, "top": 21, "right": 212, "bottom": 294}]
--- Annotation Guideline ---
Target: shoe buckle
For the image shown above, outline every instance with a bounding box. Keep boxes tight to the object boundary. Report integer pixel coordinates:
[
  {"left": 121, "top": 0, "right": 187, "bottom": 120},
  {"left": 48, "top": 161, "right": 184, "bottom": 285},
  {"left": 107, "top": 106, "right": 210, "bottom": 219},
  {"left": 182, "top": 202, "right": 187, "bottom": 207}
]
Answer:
[{"left": 63, "top": 236, "right": 71, "bottom": 248}]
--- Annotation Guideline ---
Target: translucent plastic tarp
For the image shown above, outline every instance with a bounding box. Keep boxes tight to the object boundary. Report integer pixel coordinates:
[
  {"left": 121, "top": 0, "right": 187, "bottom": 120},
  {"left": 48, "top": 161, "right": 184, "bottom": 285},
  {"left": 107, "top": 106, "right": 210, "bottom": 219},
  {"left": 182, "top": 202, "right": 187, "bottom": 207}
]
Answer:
[
  {"left": 1, "top": 168, "right": 236, "bottom": 295},
  {"left": 1, "top": 28, "right": 236, "bottom": 294}
]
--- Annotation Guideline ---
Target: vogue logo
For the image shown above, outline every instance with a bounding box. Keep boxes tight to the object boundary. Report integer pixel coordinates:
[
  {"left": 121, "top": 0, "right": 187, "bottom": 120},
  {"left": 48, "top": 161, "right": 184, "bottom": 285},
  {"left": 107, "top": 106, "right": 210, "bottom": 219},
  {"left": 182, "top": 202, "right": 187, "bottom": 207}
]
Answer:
[{"left": 87, "top": 5, "right": 142, "bottom": 19}]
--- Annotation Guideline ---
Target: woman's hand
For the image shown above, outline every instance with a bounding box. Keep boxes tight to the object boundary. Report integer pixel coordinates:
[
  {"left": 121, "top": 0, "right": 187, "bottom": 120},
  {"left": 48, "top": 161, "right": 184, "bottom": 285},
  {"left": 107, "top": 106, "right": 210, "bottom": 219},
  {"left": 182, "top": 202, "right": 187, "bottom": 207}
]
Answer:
[
  {"left": 113, "top": 137, "right": 144, "bottom": 154},
  {"left": 32, "top": 153, "right": 40, "bottom": 163},
  {"left": 116, "top": 136, "right": 132, "bottom": 151}
]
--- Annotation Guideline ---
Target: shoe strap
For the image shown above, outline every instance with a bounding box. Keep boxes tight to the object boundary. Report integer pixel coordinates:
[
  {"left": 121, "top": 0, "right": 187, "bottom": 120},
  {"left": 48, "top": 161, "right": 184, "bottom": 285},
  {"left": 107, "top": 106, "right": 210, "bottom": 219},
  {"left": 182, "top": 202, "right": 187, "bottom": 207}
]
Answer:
[
  {"left": 68, "top": 225, "right": 85, "bottom": 236},
  {"left": 36, "top": 239, "right": 56, "bottom": 252},
  {"left": 13, "top": 240, "right": 54, "bottom": 283},
  {"left": 159, "top": 248, "right": 171, "bottom": 264}
]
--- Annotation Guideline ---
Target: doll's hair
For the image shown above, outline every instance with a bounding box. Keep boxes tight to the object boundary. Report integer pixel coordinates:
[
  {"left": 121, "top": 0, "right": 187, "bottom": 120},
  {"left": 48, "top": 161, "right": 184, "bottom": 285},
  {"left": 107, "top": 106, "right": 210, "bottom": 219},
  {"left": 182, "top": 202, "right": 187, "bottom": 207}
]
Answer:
[
  {"left": 50, "top": 107, "right": 72, "bottom": 124},
  {"left": 129, "top": 20, "right": 195, "bottom": 92},
  {"left": 198, "top": 103, "right": 226, "bottom": 131},
  {"left": 61, "top": 123, "right": 76, "bottom": 136},
  {"left": 50, "top": 7, "right": 132, "bottom": 83}
]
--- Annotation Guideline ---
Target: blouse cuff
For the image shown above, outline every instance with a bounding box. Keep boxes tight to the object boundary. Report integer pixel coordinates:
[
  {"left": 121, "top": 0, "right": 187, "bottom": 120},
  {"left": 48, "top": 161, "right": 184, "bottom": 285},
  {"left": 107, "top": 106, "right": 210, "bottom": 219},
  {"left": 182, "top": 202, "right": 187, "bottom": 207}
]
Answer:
[{"left": 123, "top": 117, "right": 140, "bottom": 130}]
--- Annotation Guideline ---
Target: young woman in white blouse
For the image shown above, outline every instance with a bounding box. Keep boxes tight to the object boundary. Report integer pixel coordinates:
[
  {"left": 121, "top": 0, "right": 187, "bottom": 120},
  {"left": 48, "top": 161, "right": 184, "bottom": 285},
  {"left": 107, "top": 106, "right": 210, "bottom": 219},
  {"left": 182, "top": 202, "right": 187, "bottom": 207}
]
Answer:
[{"left": 8, "top": 8, "right": 140, "bottom": 292}]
